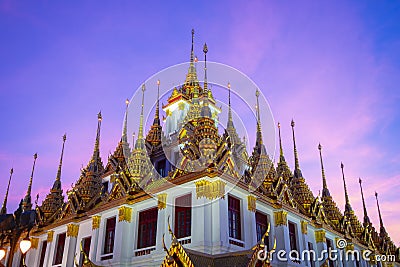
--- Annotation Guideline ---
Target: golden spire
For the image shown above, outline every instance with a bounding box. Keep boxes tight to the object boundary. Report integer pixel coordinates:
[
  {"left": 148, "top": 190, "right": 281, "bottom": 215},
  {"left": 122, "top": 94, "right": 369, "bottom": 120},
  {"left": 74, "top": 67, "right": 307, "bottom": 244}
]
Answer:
[
  {"left": 146, "top": 81, "right": 163, "bottom": 146},
  {"left": 135, "top": 84, "right": 146, "bottom": 149},
  {"left": 93, "top": 112, "right": 102, "bottom": 159},
  {"left": 203, "top": 43, "right": 208, "bottom": 93},
  {"left": 291, "top": 119, "right": 301, "bottom": 176},
  {"left": 56, "top": 134, "right": 67, "bottom": 182},
  {"left": 155, "top": 80, "right": 160, "bottom": 122},
  {"left": 227, "top": 83, "right": 234, "bottom": 127},
  {"left": 0, "top": 168, "right": 13, "bottom": 215},
  {"left": 278, "top": 122, "right": 285, "bottom": 162},
  {"left": 255, "top": 88, "right": 263, "bottom": 147},
  {"left": 375, "top": 192, "right": 387, "bottom": 236},
  {"left": 359, "top": 178, "right": 371, "bottom": 227},
  {"left": 318, "top": 143, "right": 330, "bottom": 197},
  {"left": 341, "top": 162, "right": 352, "bottom": 213},
  {"left": 122, "top": 99, "right": 129, "bottom": 143},
  {"left": 23, "top": 153, "right": 37, "bottom": 211}
]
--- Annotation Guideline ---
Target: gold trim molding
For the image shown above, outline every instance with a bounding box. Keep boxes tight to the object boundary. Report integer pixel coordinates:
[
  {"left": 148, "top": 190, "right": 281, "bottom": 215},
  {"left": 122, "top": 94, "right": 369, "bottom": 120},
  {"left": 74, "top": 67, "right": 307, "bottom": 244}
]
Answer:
[
  {"left": 315, "top": 230, "right": 326, "bottom": 243},
  {"left": 47, "top": 231, "right": 54, "bottom": 243},
  {"left": 195, "top": 179, "right": 226, "bottom": 200},
  {"left": 118, "top": 206, "right": 132, "bottom": 223},
  {"left": 274, "top": 210, "right": 288, "bottom": 226},
  {"left": 158, "top": 193, "right": 167, "bottom": 210},
  {"left": 247, "top": 195, "right": 257, "bottom": 212},
  {"left": 345, "top": 243, "right": 354, "bottom": 251},
  {"left": 301, "top": 221, "right": 308, "bottom": 234},
  {"left": 92, "top": 215, "right": 101, "bottom": 230},
  {"left": 30, "top": 238, "right": 39, "bottom": 249},
  {"left": 67, "top": 224, "right": 80, "bottom": 238}
]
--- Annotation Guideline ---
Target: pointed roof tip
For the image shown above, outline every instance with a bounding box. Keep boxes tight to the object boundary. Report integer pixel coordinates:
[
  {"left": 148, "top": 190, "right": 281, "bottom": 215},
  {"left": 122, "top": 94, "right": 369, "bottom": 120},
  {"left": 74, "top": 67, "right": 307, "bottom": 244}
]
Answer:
[
  {"left": 318, "top": 143, "right": 322, "bottom": 150},
  {"left": 291, "top": 119, "right": 295, "bottom": 127},
  {"left": 277, "top": 122, "right": 281, "bottom": 128},
  {"left": 203, "top": 42, "right": 208, "bottom": 53},
  {"left": 1, "top": 167, "right": 14, "bottom": 215},
  {"left": 97, "top": 111, "right": 102, "bottom": 121}
]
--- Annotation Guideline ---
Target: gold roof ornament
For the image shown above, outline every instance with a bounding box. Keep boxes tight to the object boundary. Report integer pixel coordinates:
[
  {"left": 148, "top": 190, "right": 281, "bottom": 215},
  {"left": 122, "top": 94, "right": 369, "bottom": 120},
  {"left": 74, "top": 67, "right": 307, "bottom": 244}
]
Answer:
[
  {"left": 275, "top": 122, "right": 292, "bottom": 183},
  {"left": 359, "top": 178, "right": 371, "bottom": 227},
  {"left": 248, "top": 222, "right": 276, "bottom": 267},
  {"left": 128, "top": 84, "right": 155, "bottom": 187},
  {"left": 23, "top": 153, "right": 38, "bottom": 212},
  {"left": 318, "top": 144, "right": 342, "bottom": 228},
  {"left": 0, "top": 168, "right": 13, "bottom": 215},
  {"left": 146, "top": 80, "right": 163, "bottom": 147},
  {"left": 66, "top": 113, "right": 105, "bottom": 215},
  {"left": 160, "top": 216, "right": 194, "bottom": 267},
  {"left": 289, "top": 120, "right": 314, "bottom": 214},
  {"left": 340, "top": 163, "right": 363, "bottom": 236},
  {"left": 37, "top": 135, "right": 67, "bottom": 225}
]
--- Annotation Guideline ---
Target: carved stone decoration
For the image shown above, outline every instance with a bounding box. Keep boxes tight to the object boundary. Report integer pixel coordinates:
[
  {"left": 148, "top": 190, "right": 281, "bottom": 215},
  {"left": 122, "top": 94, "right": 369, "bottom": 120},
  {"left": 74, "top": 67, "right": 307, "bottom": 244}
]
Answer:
[
  {"left": 158, "top": 193, "right": 167, "bottom": 210},
  {"left": 195, "top": 179, "right": 226, "bottom": 200},
  {"left": 67, "top": 224, "right": 80, "bottom": 238},
  {"left": 274, "top": 210, "right": 288, "bottom": 227},
  {"left": 247, "top": 195, "right": 257, "bottom": 212},
  {"left": 118, "top": 206, "right": 132, "bottom": 223},
  {"left": 92, "top": 215, "right": 101, "bottom": 230},
  {"left": 301, "top": 221, "right": 308, "bottom": 234},
  {"left": 30, "top": 238, "right": 39, "bottom": 249},
  {"left": 47, "top": 230, "right": 54, "bottom": 242},
  {"left": 315, "top": 230, "right": 326, "bottom": 243}
]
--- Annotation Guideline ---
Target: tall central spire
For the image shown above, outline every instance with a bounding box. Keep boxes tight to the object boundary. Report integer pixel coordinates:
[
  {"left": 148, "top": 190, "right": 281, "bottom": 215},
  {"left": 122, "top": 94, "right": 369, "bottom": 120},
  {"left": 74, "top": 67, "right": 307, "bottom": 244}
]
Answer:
[
  {"left": 227, "top": 83, "right": 234, "bottom": 128},
  {"left": 291, "top": 120, "right": 301, "bottom": 177},
  {"left": 318, "top": 143, "right": 330, "bottom": 197},
  {"left": 53, "top": 134, "right": 66, "bottom": 191},
  {"left": 203, "top": 43, "right": 208, "bottom": 93},
  {"left": 93, "top": 112, "right": 102, "bottom": 159},
  {"left": 0, "top": 168, "right": 13, "bottom": 215},
  {"left": 359, "top": 178, "right": 370, "bottom": 227},
  {"left": 375, "top": 192, "right": 387, "bottom": 236},
  {"left": 185, "top": 29, "right": 199, "bottom": 88},
  {"left": 23, "top": 153, "right": 38, "bottom": 211},
  {"left": 122, "top": 99, "right": 129, "bottom": 143},
  {"left": 255, "top": 88, "right": 263, "bottom": 147},
  {"left": 278, "top": 122, "right": 285, "bottom": 162},
  {"left": 341, "top": 162, "right": 352, "bottom": 213},
  {"left": 136, "top": 84, "right": 146, "bottom": 149},
  {"left": 155, "top": 80, "right": 160, "bottom": 124}
]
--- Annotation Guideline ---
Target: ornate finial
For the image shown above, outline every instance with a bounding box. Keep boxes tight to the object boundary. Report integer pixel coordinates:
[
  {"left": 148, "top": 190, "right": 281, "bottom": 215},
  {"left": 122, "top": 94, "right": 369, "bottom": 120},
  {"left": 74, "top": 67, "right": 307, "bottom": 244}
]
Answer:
[
  {"left": 318, "top": 143, "right": 330, "bottom": 197},
  {"left": 359, "top": 178, "right": 371, "bottom": 227},
  {"left": 136, "top": 84, "right": 146, "bottom": 149},
  {"left": 55, "top": 134, "right": 67, "bottom": 184},
  {"left": 155, "top": 80, "right": 160, "bottom": 121},
  {"left": 341, "top": 162, "right": 352, "bottom": 213},
  {"left": 375, "top": 192, "right": 387, "bottom": 236},
  {"left": 190, "top": 29, "right": 195, "bottom": 64},
  {"left": 93, "top": 112, "right": 102, "bottom": 159},
  {"left": 255, "top": 88, "right": 263, "bottom": 146},
  {"left": 23, "top": 153, "right": 38, "bottom": 211},
  {"left": 291, "top": 119, "right": 300, "bottom": 172},
  {"left": 226, "top": 82, "right": 234, "bottom": 127},
  {"left": 0, "top": 168, "right": 13, "bottom": 215},
  {"left": 278, "top": 122, "right": 285, "bottom": 162},
  {"left": 122, "top": 99, "right": 130, "bottom": 143},
  {"left": 203, "top": 43, "right": 208, "bottom": 92}
]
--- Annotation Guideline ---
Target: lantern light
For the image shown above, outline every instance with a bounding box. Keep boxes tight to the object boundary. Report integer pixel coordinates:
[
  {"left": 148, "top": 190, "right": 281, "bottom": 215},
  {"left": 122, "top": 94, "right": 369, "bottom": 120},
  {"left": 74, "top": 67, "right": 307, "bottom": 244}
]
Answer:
[
  {"left": 19, "top": 238, "right": 32, "bottom": 255},
  {"left": 0, "top": 247, "right": 6, "bottom": 261}
]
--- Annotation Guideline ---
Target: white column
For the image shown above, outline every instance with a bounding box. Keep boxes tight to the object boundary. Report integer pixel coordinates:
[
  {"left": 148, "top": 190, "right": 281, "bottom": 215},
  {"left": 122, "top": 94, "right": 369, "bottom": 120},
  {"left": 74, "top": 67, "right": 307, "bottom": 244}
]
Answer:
[
  {"left": 114, "top": 206, "right": 134, "bottom": 263},
  {"left": 90, "top": 215, "right": 101, "bottom": 261}
]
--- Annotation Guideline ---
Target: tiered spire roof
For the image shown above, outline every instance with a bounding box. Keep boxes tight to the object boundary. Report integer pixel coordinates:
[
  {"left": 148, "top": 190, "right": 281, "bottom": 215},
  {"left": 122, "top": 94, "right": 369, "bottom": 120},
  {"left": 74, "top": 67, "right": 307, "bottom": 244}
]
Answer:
[{"left": 22, "top": 153, "right": 38, "bottom": 212}]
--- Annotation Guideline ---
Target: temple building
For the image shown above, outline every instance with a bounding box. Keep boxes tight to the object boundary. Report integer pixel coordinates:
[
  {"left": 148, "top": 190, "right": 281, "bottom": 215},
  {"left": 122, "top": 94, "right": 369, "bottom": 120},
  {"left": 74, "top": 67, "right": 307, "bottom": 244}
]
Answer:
[{"left": 0, "top": 30, "right": 399, "bottom": 267}]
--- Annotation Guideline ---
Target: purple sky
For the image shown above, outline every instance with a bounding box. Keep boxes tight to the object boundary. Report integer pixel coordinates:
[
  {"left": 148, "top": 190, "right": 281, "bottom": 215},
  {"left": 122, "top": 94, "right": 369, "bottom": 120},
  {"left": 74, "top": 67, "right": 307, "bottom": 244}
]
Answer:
[{"left": 0, "top": 1, "right": 399, "bottom": 244}]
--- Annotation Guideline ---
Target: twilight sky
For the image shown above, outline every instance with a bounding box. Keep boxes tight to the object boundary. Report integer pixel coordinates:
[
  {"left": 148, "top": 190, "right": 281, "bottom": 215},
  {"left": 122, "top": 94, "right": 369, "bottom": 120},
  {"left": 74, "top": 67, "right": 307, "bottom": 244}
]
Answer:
[{"left": 0, "top": 1, "right": 399, "bottom": 244}]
